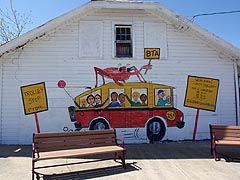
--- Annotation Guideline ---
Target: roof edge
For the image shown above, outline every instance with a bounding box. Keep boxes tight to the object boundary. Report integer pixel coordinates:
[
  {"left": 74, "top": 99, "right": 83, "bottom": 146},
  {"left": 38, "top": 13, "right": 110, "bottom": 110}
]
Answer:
[{"left": 0, "top": 1, "right": 158, "bottom": 57}]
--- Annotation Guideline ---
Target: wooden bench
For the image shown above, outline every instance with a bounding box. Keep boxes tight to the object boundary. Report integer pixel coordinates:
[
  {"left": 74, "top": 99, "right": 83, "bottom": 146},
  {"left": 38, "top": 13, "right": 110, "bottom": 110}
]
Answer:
[
  {"left": 32, "top": 129, "right": 126, "bottom": 180},
  {"left": 209, "top": 124, "right": 240, "bottom": 161}
]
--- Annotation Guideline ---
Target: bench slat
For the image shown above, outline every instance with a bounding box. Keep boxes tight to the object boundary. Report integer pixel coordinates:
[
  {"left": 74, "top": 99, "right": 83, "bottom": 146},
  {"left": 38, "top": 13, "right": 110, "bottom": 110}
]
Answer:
[
  {"left": 35, "top": 133, "right": 116, "bottom": 141},
  {"left": 210, "top": 125, "right": 240, "bottom": 140},
  {"left": 212, "top": 130, "right": 240, "bottom": 136},
  {"left": 35, "top": 135, "right": 116, "bottom": 145},
  {"left": 35, "top": 137, "right": 115, "bottom": 145},
  {"left": 35, "top": 137, "right": 116, "bottom": 145},
  {"left": 35, "top": 146, "right": 124, "bottom": 161},
  {"left": 213, "top": 133, "right": 240, "bottom": 139},
  {"left": 34, "top": 130, "right": 117, "bottom": 152},
  {"left": 216, "top": 137, "right": 240, "bottom": 141},
  {"left": 35, "top": 133, "right": 114, "bottom": 141},
  {"left": 35, "top": 142, "right": 117, "bottom": 152},
  {"left": 34, "top": 129, "right": 115, "bottom": 138},
  {"left": 215, "top": 140, "right": 240, "bottom": 145},
  {"left": 210, "top": 125, "right": 240, "bottom": 130},
  {"left": 212, "top": 130, "right": 240, "bottom": 134}
]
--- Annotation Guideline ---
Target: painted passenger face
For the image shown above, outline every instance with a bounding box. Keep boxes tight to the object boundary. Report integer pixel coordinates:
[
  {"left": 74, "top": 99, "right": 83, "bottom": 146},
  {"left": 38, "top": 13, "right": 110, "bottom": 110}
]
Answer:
[
  {"left": 133, "top": 94, "right": 139, "bottom": 102},
  {"left": 158, "top": 92, "right": 165, "bottom": 99},
  {"left": 119, "top": 94, "right": 125, "bottom": 103},
  {"left": 140, "top": 95, "right": 147, "bottom": 102},
  {"left": 112, "top": 94, "right": 117, "bottom": 101},
  {"left": 87, "top": 95, "right": 95, "bottom": 105},
  {"left": 81, "top": 98, "right": 87, "bottom": 107},
  {"left": 111, "top": 93, "right": 118, "bottom": 102},
  {"left": 95, "top": 95, "right": 101, "bottom": 104}
]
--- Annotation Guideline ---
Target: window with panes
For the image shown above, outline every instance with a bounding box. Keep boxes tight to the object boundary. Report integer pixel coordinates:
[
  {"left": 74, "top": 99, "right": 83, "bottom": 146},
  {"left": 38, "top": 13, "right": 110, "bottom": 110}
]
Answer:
[{"left": 115, "top": 25, "right": 132, "bottom": 58}]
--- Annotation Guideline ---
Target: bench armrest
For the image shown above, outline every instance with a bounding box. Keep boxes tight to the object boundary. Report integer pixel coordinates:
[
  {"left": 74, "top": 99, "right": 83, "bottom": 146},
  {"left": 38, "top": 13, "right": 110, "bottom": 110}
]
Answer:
[
  {"left": 116, "top": 138, "right": 125, "bottom": 148},
  {"left": 32, "top": 143, "right": 35, "bottom": 158},
  {"left": 32, "top": 143, "right": 40, "bottom": 159},
  {"left": 211, "top": 133, "right": 216, "bottom": 144}
]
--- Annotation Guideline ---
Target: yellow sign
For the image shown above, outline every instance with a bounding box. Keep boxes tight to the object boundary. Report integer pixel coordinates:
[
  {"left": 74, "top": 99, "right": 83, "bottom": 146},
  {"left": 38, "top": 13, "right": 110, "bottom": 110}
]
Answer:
[
  {"left": 144, "top": 48, "right": 160, "bottom": 59},
  {"left": 21, "top": 82, "right": 48, "bottom": 115},
  {"left": 184, "top": 76, "right": 219, "bottom": 111}
]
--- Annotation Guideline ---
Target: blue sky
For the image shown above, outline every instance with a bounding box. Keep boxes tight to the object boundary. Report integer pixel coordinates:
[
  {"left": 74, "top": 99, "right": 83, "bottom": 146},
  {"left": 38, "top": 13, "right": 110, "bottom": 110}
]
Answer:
[{"left": 1, "top": 0, "right": 240, "bottom": 48}]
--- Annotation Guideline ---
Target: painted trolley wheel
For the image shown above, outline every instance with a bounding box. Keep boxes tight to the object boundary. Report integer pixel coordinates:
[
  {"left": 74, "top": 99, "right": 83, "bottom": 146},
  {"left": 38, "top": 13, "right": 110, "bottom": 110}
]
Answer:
[
  {"left": 147, "top": 118, "right": 166, "bottom": 143},
  {"left": 89, "top": 118, "right": 110, "bottom": 130}
]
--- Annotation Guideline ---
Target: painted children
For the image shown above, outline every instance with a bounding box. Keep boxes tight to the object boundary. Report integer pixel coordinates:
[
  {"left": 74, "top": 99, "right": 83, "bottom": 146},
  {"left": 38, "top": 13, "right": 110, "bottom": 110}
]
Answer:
[
  {"left": 80, "top": 98, "right": 87, "bottom": 107},
  {"left": 126, "top": 91, "right": 141, "bottom": 106},
  {"left": 118, "top": 93, "right": 126, "bottom": 107},
  {"left": 94, "top": 94, "right": 102, "bottom": 107},
  {"left": 106, "top": 91, "right": 120, "bottom": 108},
  {"left": 94, "top": 94, "right": 109, "bottom": 108},
  {"left": 87, "top": 94, "right": 95, "bottom": 107},
  {"left": 140, "top": 93, "right": 147, "bottom": 105},
  {"left": 157, "top": 89, "right": 170, "bottom": 106}
]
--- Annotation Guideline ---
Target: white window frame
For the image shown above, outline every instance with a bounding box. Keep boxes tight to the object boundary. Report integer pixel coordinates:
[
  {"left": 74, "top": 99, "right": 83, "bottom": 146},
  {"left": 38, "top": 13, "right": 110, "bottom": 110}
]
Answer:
[{"left": 112, "top": 22, "right": 134, "bottom": 59}]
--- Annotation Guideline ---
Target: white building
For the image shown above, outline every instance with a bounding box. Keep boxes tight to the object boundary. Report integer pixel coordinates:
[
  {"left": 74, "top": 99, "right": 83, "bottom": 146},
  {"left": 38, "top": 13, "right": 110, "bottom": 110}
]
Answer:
[{"left": 0, "top": 0, "right": 240, "bottom": 144}]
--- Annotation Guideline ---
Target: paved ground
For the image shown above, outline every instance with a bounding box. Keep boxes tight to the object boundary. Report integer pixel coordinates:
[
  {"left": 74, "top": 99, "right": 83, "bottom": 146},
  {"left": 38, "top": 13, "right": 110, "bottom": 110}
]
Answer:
[{"left": 0, "top": 141, "right": 240, "bottom": 180}]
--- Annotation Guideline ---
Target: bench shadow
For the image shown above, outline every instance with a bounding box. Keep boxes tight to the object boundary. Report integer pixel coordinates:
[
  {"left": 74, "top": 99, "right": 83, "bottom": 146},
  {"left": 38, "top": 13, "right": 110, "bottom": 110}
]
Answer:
[
  {"left": 125, "top": 141, "right": 213, "bottom": 159},
  {"left": 214, "top": 146, "right": 240, "bottom": 163},
  {"left": 1, "top": 141, "right": 239, "bottom": 161},
  {"left": 196, "top": 143, "right": 240, "bottom": 161},
  {"left": 125, "top": 141, "right": 240, "bottom": 160},
  {"left": 42, "top": 162, "right": 140, "bottom": 180}
]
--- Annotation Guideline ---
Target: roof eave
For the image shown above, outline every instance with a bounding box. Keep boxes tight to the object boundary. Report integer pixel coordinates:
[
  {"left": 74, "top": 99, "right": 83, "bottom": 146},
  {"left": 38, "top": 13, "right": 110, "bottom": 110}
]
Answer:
[
  {"left": 188, "top": 22, "right": 240, "bottom": 61},
  {"left": 146, "top": 7, "right": 240, "bottom": 62},
  {"left": 0, "top": 1, "right": 157, "bottom": 57}
]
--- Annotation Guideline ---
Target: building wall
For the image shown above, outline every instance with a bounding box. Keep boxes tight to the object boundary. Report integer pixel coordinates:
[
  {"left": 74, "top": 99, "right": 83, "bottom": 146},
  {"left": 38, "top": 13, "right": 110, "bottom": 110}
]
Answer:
[{"left": 0, "top": 8, "right": 237, "bottom": 144}]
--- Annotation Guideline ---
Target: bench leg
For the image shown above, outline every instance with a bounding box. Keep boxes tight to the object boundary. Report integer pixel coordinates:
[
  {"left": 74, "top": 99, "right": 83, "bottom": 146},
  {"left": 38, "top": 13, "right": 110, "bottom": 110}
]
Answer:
[
  {"left": 213, "top": 142, "right": 220, "bottom": 161},
  {"left": 122, "top": 150, "right": 126, "bottom": 169},
  {"left": 114, "top": 151, "right": 126, "bottom": 169},
  {"left": 36, "top": 174, "right": 40, "bottom": 180},
  {"left": 32, "top": 160, "right": 35, "bottom": 180},
  {"left": 210, "top": 140, "right": 213, "bottom": 155},
  {"left": 211, "top": 137, "right": 220, "bottom": 161},
  {"left": 114, "top": 152, "right": 117, "bottom": 161},
  {"left": 32, "top": 160, "right": 41, "bottom": 180},
  {"left": 213, "top": 143, "right": 216, "bottom": 160}
]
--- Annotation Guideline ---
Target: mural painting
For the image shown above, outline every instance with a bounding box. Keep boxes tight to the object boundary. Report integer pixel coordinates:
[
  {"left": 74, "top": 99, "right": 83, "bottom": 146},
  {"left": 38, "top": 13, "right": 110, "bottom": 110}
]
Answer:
[{"left": 62, "top": 63, "right": 185, "bottom": 143}]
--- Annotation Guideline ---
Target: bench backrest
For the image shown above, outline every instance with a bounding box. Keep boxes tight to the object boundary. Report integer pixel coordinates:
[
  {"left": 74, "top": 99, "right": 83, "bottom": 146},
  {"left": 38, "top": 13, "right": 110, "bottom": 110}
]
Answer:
[
  {"left": 33, "top": 129, "right": 117, "bottom": 152},
  {"left": 209, "top": 125, "right": 240, "bottom": 141}
]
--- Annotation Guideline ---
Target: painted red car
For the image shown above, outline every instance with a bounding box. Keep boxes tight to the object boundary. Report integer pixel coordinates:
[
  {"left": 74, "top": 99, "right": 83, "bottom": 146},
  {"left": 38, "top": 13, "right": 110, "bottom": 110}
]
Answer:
[{"left": 68, "top": 82, "right": 184, "bottom": 142}]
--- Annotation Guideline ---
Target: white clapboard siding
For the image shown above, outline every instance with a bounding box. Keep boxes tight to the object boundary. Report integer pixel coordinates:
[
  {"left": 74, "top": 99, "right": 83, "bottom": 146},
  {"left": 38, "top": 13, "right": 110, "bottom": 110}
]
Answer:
[
  {"left": 144, "top": 22, "right": 167, "bottom": 59},
  {"left": 134, "top": 21, "right": 144, "bottom": 59},
  {"left": 79, "top": 21, "right": 103, "bottom": 58},
  {"left": 0, "top": 7, "right": 237, "bottom": 144},
  {"left": 103, "top": 20, "right": 112, "bottom": 59}
]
